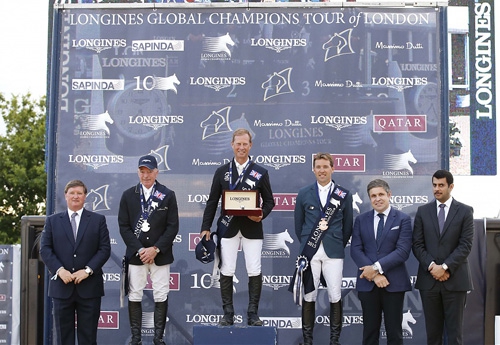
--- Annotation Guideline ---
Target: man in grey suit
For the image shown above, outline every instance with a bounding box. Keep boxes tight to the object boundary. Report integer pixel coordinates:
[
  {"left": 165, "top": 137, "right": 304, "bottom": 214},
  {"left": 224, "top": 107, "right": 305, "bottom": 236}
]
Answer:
[
  {"left": 412, "top": 169, "right": 474, "bottom": 345},
  {"left": 40, "top": 180, "right": 111, "bottom": 345}
]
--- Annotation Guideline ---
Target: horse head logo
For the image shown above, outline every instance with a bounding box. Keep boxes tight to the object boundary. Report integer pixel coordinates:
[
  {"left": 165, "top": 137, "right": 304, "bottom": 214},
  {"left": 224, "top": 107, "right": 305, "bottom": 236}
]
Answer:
[
  {"left": 352, "top": 192, "right": 363, "bottom": 214},
  {"left": 384, "top": 150, "right": 417, "bottom": 174},
  {"left": 154, "top": 74, "right": 180, "bottom": 93},
  {"left": 263, "top": 229, "right": 294, "bottom": 255},
  {"left": 203, "top": 33, "right": 235, "bottom": 57},
  {"left": 402, "top": 310, "right": 416, "bottom": 336}
]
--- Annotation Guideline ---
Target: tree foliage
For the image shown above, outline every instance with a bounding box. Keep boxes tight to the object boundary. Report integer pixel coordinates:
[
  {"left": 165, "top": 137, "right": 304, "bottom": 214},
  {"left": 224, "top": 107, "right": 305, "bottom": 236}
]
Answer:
[{"left": 0, "top": 93, "right": 46, "bottom": 244}]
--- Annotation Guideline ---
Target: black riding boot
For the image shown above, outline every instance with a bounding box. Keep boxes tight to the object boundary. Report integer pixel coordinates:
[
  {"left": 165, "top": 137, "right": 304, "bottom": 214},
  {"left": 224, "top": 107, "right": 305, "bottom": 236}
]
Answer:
[
  {"left": 247, "top": 274, "right": 263, "bottom": 326},
  {"left": 330, "top": 301, "right": 343, "bottom": 345},
  {"left": 300, "top": 301, "right": 315, "bottom": 345},
  {"left": 128, "top": 301, "right": 142, "bottom": 345},
  {"left": 153, "top": 299, "right": 168, "bottom": 345},
  {"left": 219, "top": 274, "right": 234, "bottom": 326}
]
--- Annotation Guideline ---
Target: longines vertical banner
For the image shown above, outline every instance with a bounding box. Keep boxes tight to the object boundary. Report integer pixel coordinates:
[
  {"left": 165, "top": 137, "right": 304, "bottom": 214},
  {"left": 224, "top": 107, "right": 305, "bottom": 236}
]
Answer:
[
  {"left": 469, "top": 0, "right": 496, "bottom": 175},
  {"left": 46, "top": 3, "right": 483, "bottom": 344}
]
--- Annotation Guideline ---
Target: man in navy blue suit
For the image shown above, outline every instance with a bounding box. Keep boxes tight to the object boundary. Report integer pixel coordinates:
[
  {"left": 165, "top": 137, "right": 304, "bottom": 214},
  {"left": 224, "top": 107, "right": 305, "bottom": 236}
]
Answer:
[
  {"left": 351, "top": 179, "right": 412, "bottom": 345},
  {"left": 291, "top": 152, "right": 353, "bottom": 345},
  {"left": 40, "top": 179, "right": 111, "bottom": 345},
  {"left": 413, "top": 170, "right": 474, "bottom": 345}
]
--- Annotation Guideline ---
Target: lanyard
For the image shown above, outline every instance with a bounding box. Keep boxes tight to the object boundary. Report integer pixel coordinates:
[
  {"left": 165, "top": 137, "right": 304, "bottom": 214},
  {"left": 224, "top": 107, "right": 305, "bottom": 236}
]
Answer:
[
  {"left": 139, "top": 183, "right": 156, "bottom": 219},
  {"left": 229, "top": 159, "right": 251, "bottom": 190}
]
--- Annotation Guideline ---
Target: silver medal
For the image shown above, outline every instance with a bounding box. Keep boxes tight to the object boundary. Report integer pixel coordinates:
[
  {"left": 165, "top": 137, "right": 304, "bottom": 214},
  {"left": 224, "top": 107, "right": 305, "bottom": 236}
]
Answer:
[{"left": 141, "top": 220, "right": 150, "bottom": 232}]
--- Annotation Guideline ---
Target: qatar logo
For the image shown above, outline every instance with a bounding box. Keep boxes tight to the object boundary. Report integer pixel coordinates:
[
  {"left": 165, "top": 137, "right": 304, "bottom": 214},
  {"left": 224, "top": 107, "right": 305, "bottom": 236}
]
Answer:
[
  {"left": 384, "top": 150, "right": 417, "bottom": 175},
  {"left": 323, "top": 28, "right": 355, "bottom": 61},
  {"left": 98, "top": 311, "right": 119, "bottom": 329},
  {"left": 263, "top": 229, "right": 294, "bottom": 255}
]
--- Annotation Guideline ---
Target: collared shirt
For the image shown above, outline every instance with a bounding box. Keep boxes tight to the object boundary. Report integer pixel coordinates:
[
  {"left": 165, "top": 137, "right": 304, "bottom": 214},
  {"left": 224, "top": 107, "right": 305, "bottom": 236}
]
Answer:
[
  {"left": 317, "top": 181, "right": 333, "bottom": 207},
  {"left": 235, "top": 158, "right": 249, "bottom": 176},
  {"left": 143, "top": 184, "right": 154, "bottom": 200},
  {"left": 67, "top": 208, "right": 83, "bottom": 235},
  {"left": 373, "top": 206, "right": 391, "bottom": 239},
  {"left": 436, "top": 197, "right": 453, "bottom": 220}
]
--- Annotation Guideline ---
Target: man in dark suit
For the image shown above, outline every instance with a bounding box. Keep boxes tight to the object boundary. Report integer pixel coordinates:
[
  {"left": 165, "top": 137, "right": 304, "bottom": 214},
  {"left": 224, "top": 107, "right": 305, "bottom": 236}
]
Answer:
[
  {"left": 351, "top": 179, "right": 412, "bottom": 345},
  {"left": 291, "top": 152, "right": 353, "bottom": 345},
  {"left": 412, "top": 169, "right": 474, "bottom": 345},
  {"left": 40, "top": 179, "right": 111, "bottom": 345},
  {"left": 119, "top": 155, "right": 179, "bottom": 345},
  {"left": 201, "top": 128, "right": 275, "bottom": 327}
]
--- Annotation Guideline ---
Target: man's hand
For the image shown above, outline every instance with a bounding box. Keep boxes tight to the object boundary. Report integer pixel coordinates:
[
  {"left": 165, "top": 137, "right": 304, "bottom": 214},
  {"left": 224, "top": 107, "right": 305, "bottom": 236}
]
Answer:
[
  {"left": 248, "top": 215, "right": 263, "bottom": 222},
  {"left": 139, "top": 246, "right": 158, "bottom": 264},
  {"left": 359, "top": 265, "right": 379, "bottom": 281},
  {"left": 430, "top": 264, "right": 448, "bottom": 281},
  {"left": 201, "top": 230, "right": 211, "bottom": 241},
  {"left": 373, "top": 274, "right": 390, "bottom": 288},
  {"left": 59, "top": 268, "right": 75, "bottom": 284},
  {"left": 72, "top": 269, "right": 90, "bottom": 284}
]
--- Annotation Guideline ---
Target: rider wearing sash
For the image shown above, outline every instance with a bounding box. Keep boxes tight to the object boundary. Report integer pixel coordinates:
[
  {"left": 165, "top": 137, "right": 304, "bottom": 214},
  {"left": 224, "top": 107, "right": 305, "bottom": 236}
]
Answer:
[
  {"left": 290, "top": 153, "right": 353, "bottom": 345},
  {"left": 118, "top": 155, "right": 179, "bottom": 345},
  {"left": 201, "top": 128, "right": 275, "bottom": 327}
]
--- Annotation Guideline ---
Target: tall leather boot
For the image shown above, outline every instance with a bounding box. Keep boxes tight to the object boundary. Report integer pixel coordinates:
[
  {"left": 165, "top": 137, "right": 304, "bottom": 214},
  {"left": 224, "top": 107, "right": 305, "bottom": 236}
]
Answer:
[
  {"left": 330, "top": 301, "right": 343, "bottom": 345},
  {"left": 247, "top": 274, "right": 263, "bottom": 326},
  {"left": 153, "top": 299, "right": 168, "bottom": 345},
  {"left": 128, "top": 301, "right": 143, "bottom": 345},
  {"left": 300, "top": 301, "right": 315, "bottom": 345},
  {"left": 219, "top": 274, "right": 234, "bottom": 326}
]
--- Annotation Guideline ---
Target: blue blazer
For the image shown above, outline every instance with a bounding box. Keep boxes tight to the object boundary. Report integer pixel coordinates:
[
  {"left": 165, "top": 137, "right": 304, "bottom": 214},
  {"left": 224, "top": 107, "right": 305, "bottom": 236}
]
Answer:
[
  {"left": 40, "top": 209, "right": 111, "bottom": 299},
  {"left": 351, "top": 207, "right": 412, "bottom": 292},
  {"left": 294, "top": 182, "right": 353, "bottom": 258}
]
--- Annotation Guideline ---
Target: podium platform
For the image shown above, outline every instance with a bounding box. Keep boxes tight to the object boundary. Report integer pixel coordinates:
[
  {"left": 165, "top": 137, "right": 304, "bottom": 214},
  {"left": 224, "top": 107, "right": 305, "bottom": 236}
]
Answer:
[{"left": 193, "top": 325, "right": 277, "bottom": 345}]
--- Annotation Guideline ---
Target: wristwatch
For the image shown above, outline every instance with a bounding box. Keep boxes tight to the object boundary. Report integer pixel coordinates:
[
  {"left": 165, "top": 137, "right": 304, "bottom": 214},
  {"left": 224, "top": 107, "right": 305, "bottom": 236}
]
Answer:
[
  {"left": 85, "top": 266, "right": 93, "bottom": 275},
  {"left": 371, "top": 264, "right": 379, "bottom": 272},
  {"left": 441, "top": 263, "right": 448, "bottom": 271},
  {"left": 154, "top": 246, "right": 160, "bottom": 254}
]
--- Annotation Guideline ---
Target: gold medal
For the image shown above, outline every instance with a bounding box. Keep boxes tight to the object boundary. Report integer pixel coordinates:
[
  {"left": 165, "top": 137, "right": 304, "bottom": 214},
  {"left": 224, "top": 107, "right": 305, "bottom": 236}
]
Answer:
[{"left": 318, "top": 218, "right": 328, "bottom": 231}]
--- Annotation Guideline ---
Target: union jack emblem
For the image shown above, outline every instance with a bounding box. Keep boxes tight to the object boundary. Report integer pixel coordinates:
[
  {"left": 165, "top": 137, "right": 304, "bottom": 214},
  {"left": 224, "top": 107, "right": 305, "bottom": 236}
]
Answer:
[
  {"left": 334, "top": 188, "right": 346, "bottom": 198},
  {"left": 154, "top": 190, "right": 165, "bottom": 200},
  {"left": 249, "top": 170, "right": 262, "bottom": 180}
]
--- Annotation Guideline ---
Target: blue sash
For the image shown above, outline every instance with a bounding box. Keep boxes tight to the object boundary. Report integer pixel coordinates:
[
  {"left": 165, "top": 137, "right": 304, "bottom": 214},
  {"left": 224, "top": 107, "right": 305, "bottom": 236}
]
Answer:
[{"left": 289, "top": 184, "right": 349, "bottom": 305}]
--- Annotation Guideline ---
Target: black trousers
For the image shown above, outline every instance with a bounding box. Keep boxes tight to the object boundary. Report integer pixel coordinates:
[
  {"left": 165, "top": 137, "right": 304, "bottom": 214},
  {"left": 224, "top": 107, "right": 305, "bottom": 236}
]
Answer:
[
  {"left": 358, "top": 287, "right": 405, "bottom": 345},
  {"left": 52, "top": 289, "right": 101, "bottom": 345}
]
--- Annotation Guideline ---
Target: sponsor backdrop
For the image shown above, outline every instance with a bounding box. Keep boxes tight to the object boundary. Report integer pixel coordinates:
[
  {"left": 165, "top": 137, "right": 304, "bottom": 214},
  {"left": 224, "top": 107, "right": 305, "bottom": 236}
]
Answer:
[{"left": 45, "top": 4, "right": 483, "bottom": 345}]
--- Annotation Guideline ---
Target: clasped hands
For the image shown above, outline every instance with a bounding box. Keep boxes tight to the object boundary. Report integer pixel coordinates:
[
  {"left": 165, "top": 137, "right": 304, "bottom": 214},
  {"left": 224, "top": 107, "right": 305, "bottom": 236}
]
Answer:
[
  {"left": 359, "top": 265, "right": 389, "bottom": 288},
  {"left": 58, "top": 268, "right": 90, "bottom": 285},
  {"left": 139, "top": 246, "right": 159, "bottom": 264},
  {"left": 429, "top": 263, "right": 450, "bottom": 282}
]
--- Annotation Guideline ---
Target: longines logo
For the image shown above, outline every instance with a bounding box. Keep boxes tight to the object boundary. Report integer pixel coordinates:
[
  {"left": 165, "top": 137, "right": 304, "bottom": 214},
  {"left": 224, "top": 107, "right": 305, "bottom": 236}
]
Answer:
[
  {"left": 75, "top": 111, "right": 114, "bottom": 138},
  {"left": 187, "top": 194, "right": 210, "bottom": 205},
  {"left": 390, "top": 195, "right": 428, "bottom": 210},
  {"left": 189, "top": 76, "right": 246, "bottom": 91},
  {"left": 253, "top": 155, "right": 306, "bottom": 170},
  {"left": 373, "top": 115, "right": 426, "bottom": 133},
  {"left": 262, "top": 275, "right": 293, "bottom": 290},
  {"left": 250, "top": 38, "right": 307, "bottom": 53},
  {"left": 71, "top": 38, "right": 126, "bottom": 53},
  {"left": 383, "top": 150, "right": 417, "bottom": 177},
  {"left": 400, "top": 63, "right": 437, "bottom": 72},
  {"left": 128, "top": 115, "right": 184, "bottom": 130},
  {"left": 262, "top": 229, "right": 294, "bottom": 258},
  {"left": 68, "top": 154, "right": 123, "bottom": 170},
  {"left": 201, "top": 33, "right": 235, "bottom": 60},
  {"left": 371, "top": 77, "right": 428, "bottom": 92},
  {"left": 72, "top": 79, "right": 125, "bottom": 91},
  {"left": 186, "top": 314, "right": 243, "bottom": 325},
  {"left": 131, "top": 39, "right": 184, "bottom": 52},
  {"left": 310, "top": 116, "right": 368, "bottom": 131},
  {"left": 102, "top": 273, "right": 121, "bottom": 283}
]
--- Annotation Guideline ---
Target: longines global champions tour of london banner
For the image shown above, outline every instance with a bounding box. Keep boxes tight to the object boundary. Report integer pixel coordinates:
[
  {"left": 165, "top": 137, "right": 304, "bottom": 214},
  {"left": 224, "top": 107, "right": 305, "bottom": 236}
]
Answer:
[{"left": 45, "top": 3, "right": 483, "bottom": 344}]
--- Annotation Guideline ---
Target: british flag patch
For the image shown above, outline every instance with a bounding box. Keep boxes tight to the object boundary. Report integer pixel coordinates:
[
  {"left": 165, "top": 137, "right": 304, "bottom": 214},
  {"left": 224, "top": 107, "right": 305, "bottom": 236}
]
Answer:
[
  {"left": 334, "top": 188, "right": 346, "bottom": 198},
  {"left": 249, "top": 170, "right": 262, "bottom": 180},
  {"left": 154, "top": 190, "right": 165, "bottom": 200}
]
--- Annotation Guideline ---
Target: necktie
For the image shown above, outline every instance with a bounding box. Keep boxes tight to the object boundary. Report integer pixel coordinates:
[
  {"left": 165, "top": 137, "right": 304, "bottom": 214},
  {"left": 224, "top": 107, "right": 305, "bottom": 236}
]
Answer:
[
  {"left": 438, "top": 204, "right": 446, "bottom": 233},
  {"left": 376, "top": 213, "right": 384, "bottom": 245},
  {"left": 71, "top": 212, "right": 78, "bottom": 239}
]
